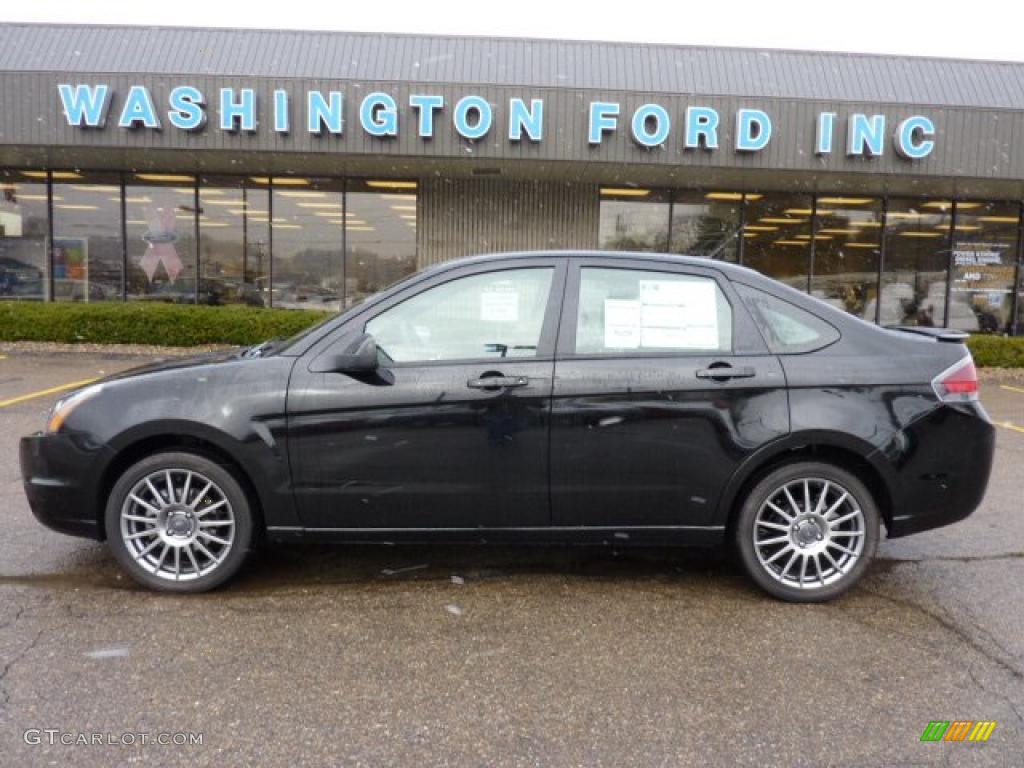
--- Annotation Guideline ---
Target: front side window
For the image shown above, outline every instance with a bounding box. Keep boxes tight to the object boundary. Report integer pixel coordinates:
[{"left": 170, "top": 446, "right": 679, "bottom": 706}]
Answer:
[
  {"left": 735, "top": 283, "right": 840, "bottom": 354},
  {"left": 575, "top": 267, "right": 732, "bottom": 355},
  {"left": 366, "top": 268, "right": 554, "bottom": 363}
]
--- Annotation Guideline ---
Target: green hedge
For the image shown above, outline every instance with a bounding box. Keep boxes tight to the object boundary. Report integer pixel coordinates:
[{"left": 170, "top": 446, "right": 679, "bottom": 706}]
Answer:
[
  {"left": 966, "top": 335, "right": 1024, "bottom": 369},
  {"left": 0, "top": 302, "right": 331, "bottom": 347}
]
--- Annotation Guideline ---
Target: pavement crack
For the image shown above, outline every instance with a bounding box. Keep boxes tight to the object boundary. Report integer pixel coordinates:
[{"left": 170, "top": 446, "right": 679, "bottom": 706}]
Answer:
[
  {"left": 0, "top": 626, "right": 44, "bottom": 711},
  {"left": 0, "top": 604, "right": 26, "bottom": 633},
  {"left": 863, "top": 587, "right": 1024, "bottom": 682},
  {"left": 966, "top": 663, "right": 1024, "bottom": 726}
]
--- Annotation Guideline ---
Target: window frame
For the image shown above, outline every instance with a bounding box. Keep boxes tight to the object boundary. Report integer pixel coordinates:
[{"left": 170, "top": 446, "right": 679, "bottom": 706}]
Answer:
[
  {"left": 555, "top": 256, "right": 767, "bottom": 360},
  {"left": 303, "top": 257, "right": 568, "bottom": 370}
]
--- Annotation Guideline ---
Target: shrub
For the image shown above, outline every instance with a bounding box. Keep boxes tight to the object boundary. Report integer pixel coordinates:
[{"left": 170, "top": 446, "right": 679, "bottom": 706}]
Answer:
[
  {"left": 967, "top": 335, "right": 1024, "bottom": 368},
  {"left": 0, "top": 301, "right": 331, "bottom": 347}
]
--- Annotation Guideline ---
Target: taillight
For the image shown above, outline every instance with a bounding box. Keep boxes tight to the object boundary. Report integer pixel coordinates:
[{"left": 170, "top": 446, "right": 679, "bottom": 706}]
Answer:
[{"left": 932, "top": 356, "right": 979, "bottom": 402}]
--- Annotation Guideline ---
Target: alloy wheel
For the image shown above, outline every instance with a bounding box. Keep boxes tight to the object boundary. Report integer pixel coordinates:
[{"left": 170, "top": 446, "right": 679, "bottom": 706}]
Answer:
[
  {"left": 119, "top": 468, "right": 236, "bottom": 581},
  {"left": 752, "top": 477, "right": 866, "bottom": 590}
]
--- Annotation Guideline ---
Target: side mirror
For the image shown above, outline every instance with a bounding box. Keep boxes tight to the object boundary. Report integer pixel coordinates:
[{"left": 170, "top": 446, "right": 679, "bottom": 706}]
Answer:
[{"left": 310, "top": 332, "right": 380, "bottom": 374}]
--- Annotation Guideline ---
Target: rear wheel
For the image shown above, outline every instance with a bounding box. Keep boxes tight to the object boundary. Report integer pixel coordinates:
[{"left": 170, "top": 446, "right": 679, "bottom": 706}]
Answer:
[
  {"left": 735, "top": 461, "right": 879, "bottom": 602},
  {"left": 104, "top": 451, "right": 254, "bottom": 592}
]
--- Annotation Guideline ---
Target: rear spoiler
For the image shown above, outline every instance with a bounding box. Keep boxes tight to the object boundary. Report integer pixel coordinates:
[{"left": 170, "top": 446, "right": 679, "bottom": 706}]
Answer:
[{"left": 885, "top": 326, "right": 969, "bottom": 343}]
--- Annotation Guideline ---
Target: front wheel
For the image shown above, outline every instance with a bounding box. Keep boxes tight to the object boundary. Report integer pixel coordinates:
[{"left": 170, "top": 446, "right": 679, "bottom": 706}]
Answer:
[
  {"left": 104, "top": 451, "right": 254, "bottom": 592},
  {"left": 735, "top": 461, "right": 880, "bottom": 602}
]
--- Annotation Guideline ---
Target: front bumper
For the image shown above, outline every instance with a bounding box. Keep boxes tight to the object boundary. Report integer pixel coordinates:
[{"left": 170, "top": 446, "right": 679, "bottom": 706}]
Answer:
[
  {"left": 19, "top": 432, "right": 112, "bottom": 540},
  {"left": 883, "top": 402, "right": 996, "bottom": 538}
]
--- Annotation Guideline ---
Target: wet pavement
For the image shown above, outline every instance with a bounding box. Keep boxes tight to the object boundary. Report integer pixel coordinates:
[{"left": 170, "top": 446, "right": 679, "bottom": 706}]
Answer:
[{"left": 0, "top": 347, "right": 1022, "bottom": 767}]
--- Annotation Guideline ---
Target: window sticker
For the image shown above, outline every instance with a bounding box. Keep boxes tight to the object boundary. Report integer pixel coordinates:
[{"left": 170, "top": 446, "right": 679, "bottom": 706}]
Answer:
[
  {"left": 480, "top": 284, "right": 520, "bottom": 322},
  {"left": 639, "top": 279, "right": 698, "bottom": 307},
  {"left": 603, "top": 299, "right": 642, "bottom": 348},
  {"left": 633, "top": 279, "right": 720, "bottom": 349}
]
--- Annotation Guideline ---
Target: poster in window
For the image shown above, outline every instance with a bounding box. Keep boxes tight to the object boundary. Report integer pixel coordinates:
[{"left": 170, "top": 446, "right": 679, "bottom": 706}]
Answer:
[
  {"left": 53, "top": 237, "right": 89, "bottom": 301},
  {"left": 951, "top": 241, "right": 1014, "bottom": 332}
]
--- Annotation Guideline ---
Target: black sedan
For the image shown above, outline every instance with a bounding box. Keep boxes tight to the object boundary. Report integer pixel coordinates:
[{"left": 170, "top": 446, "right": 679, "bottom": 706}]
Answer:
[{"left": 19, "top": 251, "right": 995, "bottom": 600}]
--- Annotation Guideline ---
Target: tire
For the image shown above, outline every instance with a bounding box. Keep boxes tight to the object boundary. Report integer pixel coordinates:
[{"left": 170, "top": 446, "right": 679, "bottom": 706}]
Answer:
[
  {"left": 735, "top": 461, "right": 880, "bottom": 602},
  {"left": 104, "top": 451, "right": 254, "bottom": 593}
]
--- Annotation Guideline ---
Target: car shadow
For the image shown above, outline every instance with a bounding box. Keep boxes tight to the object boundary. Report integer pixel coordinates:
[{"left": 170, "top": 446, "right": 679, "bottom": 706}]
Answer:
[
  {"left": 224, "top": 543, "right": 749, "bottom": 595},
  {"left": 0, "top": 541, "right": 756, "bottom": 596}
]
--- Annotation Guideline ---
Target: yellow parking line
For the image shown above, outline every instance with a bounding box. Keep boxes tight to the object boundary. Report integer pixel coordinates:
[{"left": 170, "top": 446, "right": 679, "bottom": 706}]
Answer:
[
  {"left": 0, "top": 378, "right": 99, "bottom": 408},
  {"left": 0, "top": 355, "right": 7, "bottom": 360},
  {"left": 998, "top": 421, "right": 1024, "bottom": 434},
  {"left": 1000, "top": 384, "right": 1024, "bottom": 395}
]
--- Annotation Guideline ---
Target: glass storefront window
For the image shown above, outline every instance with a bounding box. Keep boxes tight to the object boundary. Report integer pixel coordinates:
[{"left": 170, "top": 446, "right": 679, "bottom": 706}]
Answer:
[
  {"left": 7, "top": 167, "right": 1024, "bottom": 336},
  {"left": 199, "top": 177, "right": 269, "bottom": 306},
  {"left": 947, "top": 201, "right": 1019, "bottom": 334},
  {"left": 1018, "top": 269, "right": 1024, "bottom": 336},
  {"left": 811, "top": 197, "right": 883, "bottom": 320},
  {"left": 742, "top": 193, "right": 812, "bottom": 291},
  {"left": 51, "top": 172, "right": 123, "bottom": 302},
  {"left": 881, "top": 199, "right": 951, "bottom": 327},
  {"left": 598, "top": 189, "right": 670, "bottom": 252},
  {"left": 345, "top": 180, "right": 418, "bottom": 308},
  {"left": 0, "top": 171, "right": 49, "bottom": 300},
  {"left": 125, "top": 175, "right": 198, "bottom": 302},
  {"left": 270, "top": 178, "right": 344, "bottom": 311},
  {"left": 670, "top": 191, "right": 742, "bottom": 262}
]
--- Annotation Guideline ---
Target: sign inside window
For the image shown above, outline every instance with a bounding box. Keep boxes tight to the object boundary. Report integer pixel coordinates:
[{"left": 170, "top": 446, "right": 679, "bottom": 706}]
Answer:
[
  {"left": 603, "top": 279, "right": 719, "bottom": 350},
  {"left": 480, "top": 284, "right": 520, "bottom": 323}
]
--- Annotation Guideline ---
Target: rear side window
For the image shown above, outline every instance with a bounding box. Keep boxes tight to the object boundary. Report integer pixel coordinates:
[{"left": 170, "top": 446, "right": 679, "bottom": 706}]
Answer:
[
  {"left": 575, "top": 267, "right": 732, "bottom": 354},
  {"left": 735, "top": 283, "right": 840, "bottom": 354}
]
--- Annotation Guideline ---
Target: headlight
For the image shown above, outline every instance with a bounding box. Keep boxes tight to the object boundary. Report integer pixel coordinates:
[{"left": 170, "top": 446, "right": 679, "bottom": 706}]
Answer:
[{"left": 46, "top": 383, "right": 104, "bottom": 434}]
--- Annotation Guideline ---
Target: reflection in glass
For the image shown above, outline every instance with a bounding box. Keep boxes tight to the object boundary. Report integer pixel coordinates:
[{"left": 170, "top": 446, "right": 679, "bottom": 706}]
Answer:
[
  {"left": 0, "top": 172, "right": 48, "bottom": 300},
  {"left": 812, "top": 197, "right": 882, "bottom": 319},
  {"left": 1019, "top": 276, "right": 1024, "bottom": 335},
  {"left": 670, "top": 191, "right": 742, "bottom": 261},
  {"left": 742, "top": 193, "right": 812, "bottom": 290},
  {"left": 125, "top": 176, "right": 197, "bottom": 301},
  {"left": 345, "top": 181, "right": 418, "bottom": 308},
  {"left": 199, "top": 177, "right": 269, "bottom": 306},
  {"left": 367, "top": 268, "right": 553, "bottom": 363},
  {"left": 881, "top": 199, "right": 951, "bottom": 327},
  {"left": 598, "top": 190, "right": 670, "bottom": 252},
  {"left": 51, "top": 173, "right": 123, "bottom": 302},
  {"left": 271, "top": 179, "right": 343, "bottom": 311},
  {"left": 947, "top": 201, "right": 1019, "bottom": 334}
]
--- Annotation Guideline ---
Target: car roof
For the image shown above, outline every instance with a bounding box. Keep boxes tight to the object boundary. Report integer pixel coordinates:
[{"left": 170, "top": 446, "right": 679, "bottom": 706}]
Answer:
[{"left": 419, "top": 249, "right": 764, "bottom": 281}]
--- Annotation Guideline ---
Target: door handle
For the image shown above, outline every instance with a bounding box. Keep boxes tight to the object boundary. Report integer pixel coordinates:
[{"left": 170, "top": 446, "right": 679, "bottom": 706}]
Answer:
[
  {"left": 467, "top": 375, "right": 530, "bottom": 390},
  {"left": 696, "top": 365, "right": 756, "bottom": 380}
]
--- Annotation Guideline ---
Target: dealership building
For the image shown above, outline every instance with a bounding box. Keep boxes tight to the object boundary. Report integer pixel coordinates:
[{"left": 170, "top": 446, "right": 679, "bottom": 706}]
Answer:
[{"left": 1, "top": 23, "right": 1024, "bottom": 334}]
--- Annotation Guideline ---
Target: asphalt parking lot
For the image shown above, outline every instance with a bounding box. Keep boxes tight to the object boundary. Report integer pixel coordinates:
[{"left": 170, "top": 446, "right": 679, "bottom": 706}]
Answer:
[{"left": 0, "top": 345, "right": 1022, "bottom": 767}]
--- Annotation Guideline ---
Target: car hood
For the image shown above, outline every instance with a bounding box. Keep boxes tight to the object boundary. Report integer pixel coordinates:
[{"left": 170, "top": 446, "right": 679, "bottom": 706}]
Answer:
[{"left": 100, "top": 347, "right": 247, "bottom": 384}]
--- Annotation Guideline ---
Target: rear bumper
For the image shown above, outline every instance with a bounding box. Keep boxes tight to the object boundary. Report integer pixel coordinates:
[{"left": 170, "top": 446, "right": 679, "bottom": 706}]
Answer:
[
  {"left": 883, "top": 402, "right": 996, "bottom": 538},
  {"left": 19, "top": 432, "right": 111, "bottom": 540}
]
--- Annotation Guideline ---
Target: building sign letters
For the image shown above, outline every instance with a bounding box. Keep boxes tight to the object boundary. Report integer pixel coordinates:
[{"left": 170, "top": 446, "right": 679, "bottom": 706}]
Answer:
[{"left": 57, "top": 84, "right": 937, "bottom": 159}]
